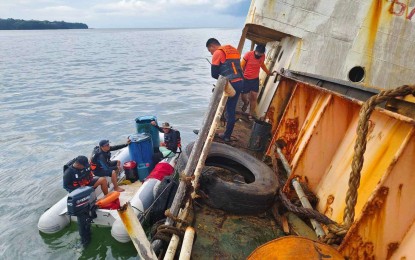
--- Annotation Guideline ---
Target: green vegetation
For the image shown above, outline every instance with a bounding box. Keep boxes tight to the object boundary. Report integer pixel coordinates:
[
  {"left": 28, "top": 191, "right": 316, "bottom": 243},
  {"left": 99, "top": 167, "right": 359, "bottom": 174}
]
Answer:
[{"left": 0, "top": 18, "right": 88, "bottom": 30}]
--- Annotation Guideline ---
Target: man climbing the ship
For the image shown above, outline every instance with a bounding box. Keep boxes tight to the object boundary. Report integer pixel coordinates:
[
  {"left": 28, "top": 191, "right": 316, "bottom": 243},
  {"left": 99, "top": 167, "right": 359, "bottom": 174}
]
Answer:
[{"left": 206, "top": 38, "right": 244, "bottom": 142}]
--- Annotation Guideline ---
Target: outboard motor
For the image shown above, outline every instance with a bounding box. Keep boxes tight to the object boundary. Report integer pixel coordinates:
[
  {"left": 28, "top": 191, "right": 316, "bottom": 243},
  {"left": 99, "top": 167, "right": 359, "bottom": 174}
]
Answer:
[{"left": 67, "top": 186, "right": 97, "bottom": 246}]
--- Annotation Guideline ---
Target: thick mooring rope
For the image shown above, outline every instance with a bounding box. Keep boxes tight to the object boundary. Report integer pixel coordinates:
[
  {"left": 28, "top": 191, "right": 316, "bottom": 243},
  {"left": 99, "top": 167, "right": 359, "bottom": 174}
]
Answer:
[
  {"left": 321, "top": 85, "right": 415, "bottom": 245},
  {"left": 279, "top": 188, "right": 336, "bottom": 225},
  {"left": 343, "top": 84, "right": 415, "bottom": 228},
  {"left": 152, "top": 224, "right": 185, "bottom": 242}
]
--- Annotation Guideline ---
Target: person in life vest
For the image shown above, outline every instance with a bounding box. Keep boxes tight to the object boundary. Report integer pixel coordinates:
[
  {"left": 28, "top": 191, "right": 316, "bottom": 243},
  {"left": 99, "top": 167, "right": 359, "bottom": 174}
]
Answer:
[
  {"left": 90, "top": 139, "right": 130, "bottom": 192},
  {"left": 63, "top": 155, "right": 108, "bottom": 195},
  {"left": 150, "top": 121, "right": 181, "bottom": 162},
  {"left": 240, "top": 44, "right": 276, "bottom": 120},
  {"left": 206, "top": 38, "right": 244, "bottom": 142}
]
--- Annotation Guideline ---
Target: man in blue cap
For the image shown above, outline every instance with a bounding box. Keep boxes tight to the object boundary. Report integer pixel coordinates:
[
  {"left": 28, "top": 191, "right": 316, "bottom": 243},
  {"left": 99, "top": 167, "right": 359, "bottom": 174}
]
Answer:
[
  {"left": 63, "top": 155, "right": 108, "bottom": 195},
  {"left": 90, "top": 139, "right": 130, "bottom": 192}
]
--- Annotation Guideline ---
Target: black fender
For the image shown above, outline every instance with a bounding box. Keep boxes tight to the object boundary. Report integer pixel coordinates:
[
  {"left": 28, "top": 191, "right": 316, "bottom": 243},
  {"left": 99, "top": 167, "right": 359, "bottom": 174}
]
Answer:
[{"left": 177, "top": 142, "right": 278, "bottom": 214}]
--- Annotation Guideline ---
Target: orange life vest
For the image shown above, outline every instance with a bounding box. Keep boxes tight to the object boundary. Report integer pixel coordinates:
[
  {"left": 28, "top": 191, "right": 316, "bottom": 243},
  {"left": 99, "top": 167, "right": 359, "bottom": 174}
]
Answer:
[
  {"left": 96, "top": 191, "right": 120, "bottom": 209},
  {"left": 218, "top": 45, "right": 243, "bottom": 80}
]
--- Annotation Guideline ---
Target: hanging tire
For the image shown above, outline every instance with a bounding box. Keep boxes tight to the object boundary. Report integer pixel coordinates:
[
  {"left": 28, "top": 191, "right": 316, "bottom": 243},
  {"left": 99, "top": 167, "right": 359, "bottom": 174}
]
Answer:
[{"left": 178, "top": 142, "right": 278, "bottom": 214}]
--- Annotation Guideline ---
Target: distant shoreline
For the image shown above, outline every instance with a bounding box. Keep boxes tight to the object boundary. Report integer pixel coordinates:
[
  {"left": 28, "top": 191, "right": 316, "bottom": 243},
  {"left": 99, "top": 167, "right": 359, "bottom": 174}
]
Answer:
[{"left": 0, "top": 18, "right": 88, "bottom": 30}]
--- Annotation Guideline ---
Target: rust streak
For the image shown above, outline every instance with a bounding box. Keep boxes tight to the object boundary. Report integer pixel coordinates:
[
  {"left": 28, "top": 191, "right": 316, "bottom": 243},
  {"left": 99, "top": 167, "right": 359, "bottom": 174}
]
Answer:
[
  {"left": 364, "top": 0, "right": 385, "bottom": 84},
  {"left": 398, "top": 183, "right": 403, "bottom": 197},
  {"left": 367, "top": 0, "right": 383, "bottom": 57},
  {"left": 386, "top": 242, "right": 400, "bottom": 259},
  {"left": 280, "top": 117, "right": 299, "bottom": 161},
  {"left": 324, "top": 195, "right": 335, "bottom": 219}
]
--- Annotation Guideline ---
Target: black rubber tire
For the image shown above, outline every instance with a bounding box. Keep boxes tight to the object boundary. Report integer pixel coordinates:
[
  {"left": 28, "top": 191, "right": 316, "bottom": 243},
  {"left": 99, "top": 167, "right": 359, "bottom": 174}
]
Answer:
[{"left": 178, "top": 142, "right": 278, "bottom": 214}]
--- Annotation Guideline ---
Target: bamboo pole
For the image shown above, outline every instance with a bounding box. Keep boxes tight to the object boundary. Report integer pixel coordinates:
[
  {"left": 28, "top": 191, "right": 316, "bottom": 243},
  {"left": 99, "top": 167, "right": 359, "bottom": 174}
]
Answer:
[
  {"left": 152, "top": 76, "right": 228, "bottom": 252},
  {"left": 163, "top": 235, "right": 180, "bottom": 260},
  {"left": 178, "top": 227, "right": 195, "bottom": 260},
  {"left": 163, "top": 201, "right": 194, "bottom": 260},
  {"left": 276, "top": 147, "right": 326, "bottom": 238},
  {"left": 191, "top": 91, "right": 227, "bottom": 196},
  {"left": 118, "top": 202, "right": 157, "bottom": 260}
]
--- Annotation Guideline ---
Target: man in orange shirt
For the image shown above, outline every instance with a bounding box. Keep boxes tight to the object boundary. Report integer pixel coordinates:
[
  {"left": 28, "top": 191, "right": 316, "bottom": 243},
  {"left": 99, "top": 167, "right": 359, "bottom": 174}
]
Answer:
[
  {"left": 241, "top": 44, "right": 274, "bottom": 120},
  {"left": 206, "top": 38, "right": 244, "bottom": 142}
]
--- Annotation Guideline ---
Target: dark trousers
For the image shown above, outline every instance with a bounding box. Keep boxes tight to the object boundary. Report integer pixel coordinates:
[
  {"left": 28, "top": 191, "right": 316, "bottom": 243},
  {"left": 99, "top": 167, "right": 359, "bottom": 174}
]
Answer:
[{"left": 224, "top": 80, "right": 243, "bottom": 139}]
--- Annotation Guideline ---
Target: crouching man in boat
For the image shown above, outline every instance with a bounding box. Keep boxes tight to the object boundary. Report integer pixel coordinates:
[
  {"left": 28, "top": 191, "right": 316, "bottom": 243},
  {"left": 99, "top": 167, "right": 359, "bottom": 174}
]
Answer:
[
  {"left": 63, "top": 155, "right": 108, "bottom": 195},
  {"left": 151, "top": 121, "right": 181, "bottom": 162},
  {"left": 206, "top": 38, "right": 244, "bottom": 142},
  {"left": 90, "top": 139, "right": 130, "bottom": 192}
]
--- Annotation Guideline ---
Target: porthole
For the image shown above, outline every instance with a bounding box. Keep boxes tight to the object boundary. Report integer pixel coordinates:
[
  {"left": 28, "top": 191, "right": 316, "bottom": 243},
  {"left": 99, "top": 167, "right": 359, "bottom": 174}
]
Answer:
[{"left": 348, "top": 66, "right": 365, "bottom": 82}]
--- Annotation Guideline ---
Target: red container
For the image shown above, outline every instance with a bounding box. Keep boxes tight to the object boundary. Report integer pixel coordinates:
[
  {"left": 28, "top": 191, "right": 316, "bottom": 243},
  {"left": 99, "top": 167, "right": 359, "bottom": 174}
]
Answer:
[{"left": 123, "top": 161, "right": 138, "bottom": 182}]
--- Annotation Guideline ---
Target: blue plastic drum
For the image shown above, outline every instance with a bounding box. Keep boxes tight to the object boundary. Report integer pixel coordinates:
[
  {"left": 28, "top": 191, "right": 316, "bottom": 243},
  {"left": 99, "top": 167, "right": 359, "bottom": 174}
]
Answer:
[
  {"left": 128, "top": 134, "right": 154, "bottom": 171},
  {"left": 135, "top": 115, "right": 160, "bottom": 150}
]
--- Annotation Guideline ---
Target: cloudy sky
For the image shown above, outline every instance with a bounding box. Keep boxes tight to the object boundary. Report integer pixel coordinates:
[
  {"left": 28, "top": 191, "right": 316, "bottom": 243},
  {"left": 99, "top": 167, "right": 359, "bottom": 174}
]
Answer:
[{"left": 0, "top": 0, "right": 251, "bottom": 28}]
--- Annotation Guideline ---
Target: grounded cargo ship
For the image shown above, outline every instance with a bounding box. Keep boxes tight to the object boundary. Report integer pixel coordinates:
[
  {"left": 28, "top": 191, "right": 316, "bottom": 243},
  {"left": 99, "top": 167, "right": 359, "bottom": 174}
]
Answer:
[{"left": 233, "top": 0, "right": 415, "bottom": 259}]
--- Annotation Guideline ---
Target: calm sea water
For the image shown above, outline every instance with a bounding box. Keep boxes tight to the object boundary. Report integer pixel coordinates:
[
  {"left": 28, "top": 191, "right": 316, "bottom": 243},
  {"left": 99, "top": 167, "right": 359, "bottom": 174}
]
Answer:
[{"left": 0, "top": 28, "right": 242, "bottom": 259}]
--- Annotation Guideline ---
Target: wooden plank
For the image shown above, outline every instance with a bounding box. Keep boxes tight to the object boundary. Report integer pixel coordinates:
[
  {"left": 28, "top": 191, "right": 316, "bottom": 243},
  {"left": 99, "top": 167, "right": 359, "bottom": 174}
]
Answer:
[
  {"left": 281, "top": 215, "right": 290, "bottom": 234},
  {"left": 285, "top": 212, "right": 318, "bottom": 241}
]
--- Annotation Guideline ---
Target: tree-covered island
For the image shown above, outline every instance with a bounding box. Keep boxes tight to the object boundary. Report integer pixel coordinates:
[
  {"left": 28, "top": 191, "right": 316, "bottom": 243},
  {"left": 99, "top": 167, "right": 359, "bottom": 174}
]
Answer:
[{"left": 0, "top": 18, "right": 88, "bottom": 30}]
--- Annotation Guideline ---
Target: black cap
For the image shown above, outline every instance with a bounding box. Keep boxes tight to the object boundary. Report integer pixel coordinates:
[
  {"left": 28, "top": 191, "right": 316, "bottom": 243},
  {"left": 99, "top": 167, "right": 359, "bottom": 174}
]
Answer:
[
  {"left": 75, "top": 155, "right": 90, "bottom": 167},
  {"left": 99, "top": 139, "right": 109, "bottom": 147},
  {"left": 255, "top": 44, "right": 266, "bottom": 53}
]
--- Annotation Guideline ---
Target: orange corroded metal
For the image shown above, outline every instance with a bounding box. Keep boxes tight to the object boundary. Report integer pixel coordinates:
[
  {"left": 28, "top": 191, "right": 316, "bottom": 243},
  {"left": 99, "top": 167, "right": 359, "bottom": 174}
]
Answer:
[
  {"left": 339, "top": 132, "right": 415, "bottom": 259},
  {"left": 265, "top": 78, "right": 297, "bottom": 133},
  {"left": 278, "top": 117, "right": 299, "bottom": 162},
  {"left": 267, "top": 83, "right": 323, "bottom": 162},
  {"left": 339, "top": 186, "right": 389, "bottom": 259},
  {"left": 266, "top": 76, "right": 415, "bottom": 259},
  {"left": 247, "top": 236, "right": 344, "bottom": 260}
]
